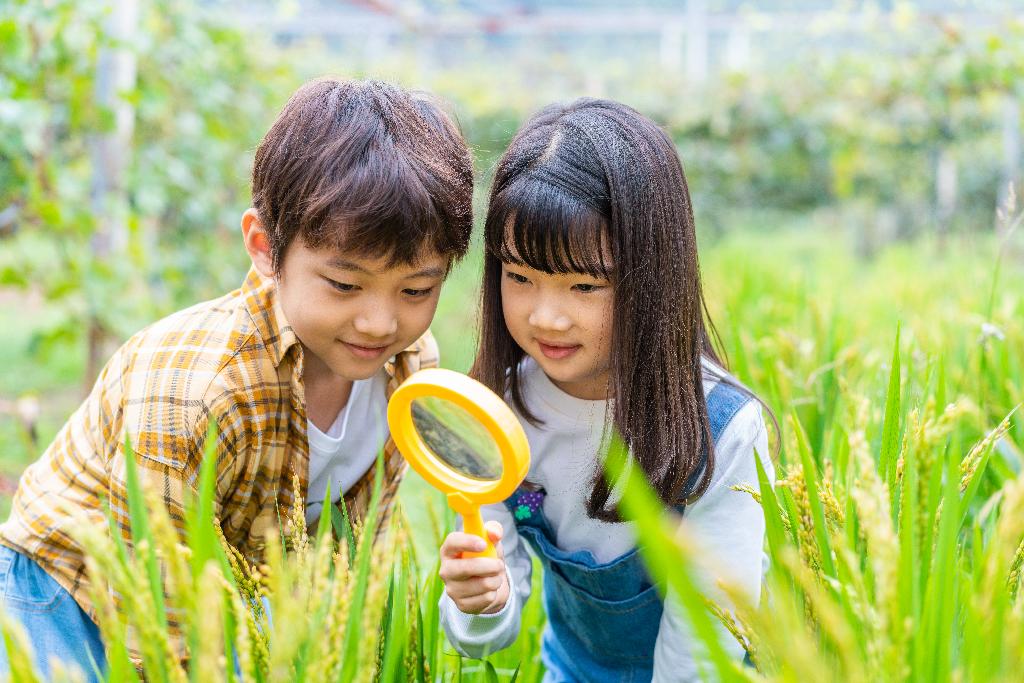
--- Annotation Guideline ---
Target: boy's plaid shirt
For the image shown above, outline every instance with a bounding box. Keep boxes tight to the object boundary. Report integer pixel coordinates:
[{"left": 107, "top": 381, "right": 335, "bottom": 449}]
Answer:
[{"left": 0, "top": 267, "right": 436, "bottom": 628}]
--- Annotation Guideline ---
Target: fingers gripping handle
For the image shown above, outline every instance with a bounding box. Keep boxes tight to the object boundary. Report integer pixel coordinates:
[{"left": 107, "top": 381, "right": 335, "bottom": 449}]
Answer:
[{"left": 460, "top": 508, "right": 496, "bottom": 559}]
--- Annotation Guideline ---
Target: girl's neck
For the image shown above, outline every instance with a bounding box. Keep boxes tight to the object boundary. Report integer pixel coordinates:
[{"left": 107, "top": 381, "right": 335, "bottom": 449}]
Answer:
[
  {"left": 518, "top": 357, "right": 609, "bottom": 428},
  {"left": 547, "top": 371, "right": 611, "bottom": 401}
]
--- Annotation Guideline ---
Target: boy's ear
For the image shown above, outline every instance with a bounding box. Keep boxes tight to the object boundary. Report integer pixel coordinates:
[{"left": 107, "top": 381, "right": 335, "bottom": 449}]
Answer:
[{"left": 241, "top": 208, "right": 275, "bottom": 278}]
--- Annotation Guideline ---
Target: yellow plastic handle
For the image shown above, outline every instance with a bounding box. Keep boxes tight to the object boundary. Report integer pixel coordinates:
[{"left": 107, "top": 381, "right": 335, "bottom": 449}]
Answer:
[{"left": 460, "top": 506, "right": 496, "bottom": 559}]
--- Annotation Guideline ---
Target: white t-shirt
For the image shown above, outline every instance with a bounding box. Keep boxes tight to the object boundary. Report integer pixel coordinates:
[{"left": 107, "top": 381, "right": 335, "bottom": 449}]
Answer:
[
  {"left": 439, "top": 356, "right": 774, "bottom": 682},
  {"left": 304, "top": 368, "right": 390, "bottom": 525}
]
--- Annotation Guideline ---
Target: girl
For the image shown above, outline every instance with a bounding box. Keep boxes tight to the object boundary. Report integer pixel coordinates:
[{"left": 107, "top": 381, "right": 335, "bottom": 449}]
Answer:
[{"left": 437, "top": 99, "right": 774, "bottom": 682}]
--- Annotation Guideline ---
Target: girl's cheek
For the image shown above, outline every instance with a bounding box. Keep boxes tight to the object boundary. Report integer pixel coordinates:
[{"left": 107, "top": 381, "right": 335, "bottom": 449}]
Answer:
[
  {"left": 499, "top": 287, "right": 522, "bottom": 332},
  {"left": 508, "top": 301, "right": 532, "bottom": 337},
  {"left": 500, "top": 283, "right": 526, "bottom": 320},
  {"left": 588, "top": 293, "right": 615, "bottom": 334}
]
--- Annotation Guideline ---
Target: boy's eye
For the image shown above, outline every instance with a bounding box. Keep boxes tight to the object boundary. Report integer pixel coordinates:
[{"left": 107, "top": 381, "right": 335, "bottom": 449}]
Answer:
[
  {"left": 572, "top": 283, "right": 605, "bottom": 293},
  {"left": 403, "top": 287, "right": 435, "bottom": 298},
  {"left": 505, "top": 271, "right": 530, "bottom": 284},
  {"left": 326, "top": 278, "right": 358, "bottom": 292}
]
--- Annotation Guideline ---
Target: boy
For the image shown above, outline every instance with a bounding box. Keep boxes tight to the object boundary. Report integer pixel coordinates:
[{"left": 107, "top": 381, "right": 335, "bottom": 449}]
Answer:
[{"left": 0, "top": 78, "right": 474, "bottom": 678}]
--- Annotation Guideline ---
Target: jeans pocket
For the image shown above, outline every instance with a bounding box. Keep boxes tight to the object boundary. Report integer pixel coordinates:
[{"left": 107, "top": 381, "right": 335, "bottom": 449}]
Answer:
[{"left": 1, "top": 550, "right": 67, "bottom": 613}]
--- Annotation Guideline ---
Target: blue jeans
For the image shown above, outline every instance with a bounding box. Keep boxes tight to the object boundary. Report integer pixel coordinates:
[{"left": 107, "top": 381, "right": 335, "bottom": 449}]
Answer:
[{"left": 0, "top": 545, "right": 106, "bottom": 682}]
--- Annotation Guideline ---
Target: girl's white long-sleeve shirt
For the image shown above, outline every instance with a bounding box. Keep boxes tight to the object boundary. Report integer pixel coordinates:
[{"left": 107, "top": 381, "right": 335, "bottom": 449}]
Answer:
[{"left": 439, "top": 357, "right": 774, "bottom": 682}]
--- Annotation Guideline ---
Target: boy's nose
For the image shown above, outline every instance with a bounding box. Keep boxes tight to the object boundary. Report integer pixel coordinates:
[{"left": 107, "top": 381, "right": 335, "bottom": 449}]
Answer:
[{"left": 353, "top": 306, "right": 399, "bottom": 338}]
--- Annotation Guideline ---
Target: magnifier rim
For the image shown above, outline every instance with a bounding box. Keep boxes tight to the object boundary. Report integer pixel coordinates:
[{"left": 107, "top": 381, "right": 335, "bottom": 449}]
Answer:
[{"left": 387, "top": 368, "right": 530, "bottom": 505}]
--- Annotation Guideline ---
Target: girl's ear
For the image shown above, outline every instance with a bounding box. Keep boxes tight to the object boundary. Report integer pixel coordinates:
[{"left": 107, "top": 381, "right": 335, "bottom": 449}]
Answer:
[{"left": 241, "top": 208, "right": 275, "bottom": 278}]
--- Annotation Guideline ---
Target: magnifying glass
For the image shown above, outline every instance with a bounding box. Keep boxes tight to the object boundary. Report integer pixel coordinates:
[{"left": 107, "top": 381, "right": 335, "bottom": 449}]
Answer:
[{"left": 387, "top": 368, "right": 531, "bottom": 558}]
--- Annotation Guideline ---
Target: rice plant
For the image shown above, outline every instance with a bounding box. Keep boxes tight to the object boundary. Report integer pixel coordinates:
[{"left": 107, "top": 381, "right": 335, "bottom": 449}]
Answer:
[
  {"left": 0, "top": 429, "right": 545, "bottom": 682},
  {"left": 610, "top": 227, "right": 1024, "bottom": 681},
  {"left": 0, "top": 226, "right": 1020, "bottom": 681}
]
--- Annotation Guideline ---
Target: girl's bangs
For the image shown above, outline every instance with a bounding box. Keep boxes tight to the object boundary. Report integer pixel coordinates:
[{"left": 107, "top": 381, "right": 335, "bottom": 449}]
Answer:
[{"left": 486, "top": 178, "right": 611, "bottom": 278}]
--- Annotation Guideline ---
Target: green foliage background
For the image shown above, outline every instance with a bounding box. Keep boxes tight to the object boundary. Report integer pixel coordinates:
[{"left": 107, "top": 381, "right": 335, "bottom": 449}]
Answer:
[{"left": 0, "top": 1, "right": 1023, "bottom": 680}]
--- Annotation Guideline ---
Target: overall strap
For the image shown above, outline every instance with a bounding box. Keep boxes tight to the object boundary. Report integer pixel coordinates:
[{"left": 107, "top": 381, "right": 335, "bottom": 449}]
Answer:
[
  {"left": 707, "top": 379, "right": 752, "bottom": 444},
  {"left": 677, "top": 380, "right": 753, "bottom": 509}
]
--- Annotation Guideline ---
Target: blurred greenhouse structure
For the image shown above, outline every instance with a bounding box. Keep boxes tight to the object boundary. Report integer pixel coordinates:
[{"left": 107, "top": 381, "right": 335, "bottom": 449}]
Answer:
[
  {"left": 216, "top": 0, "right": 1023, "bottom": 239},
  {"left": 222, "top": 1, "right": 1010, "bottom": 76}
]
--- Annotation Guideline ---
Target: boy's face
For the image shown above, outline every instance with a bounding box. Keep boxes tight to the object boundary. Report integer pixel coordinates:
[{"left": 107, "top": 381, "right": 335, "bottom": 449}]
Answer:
[{"left": 243, "top": 210, "right": 447, "bottom": 382}]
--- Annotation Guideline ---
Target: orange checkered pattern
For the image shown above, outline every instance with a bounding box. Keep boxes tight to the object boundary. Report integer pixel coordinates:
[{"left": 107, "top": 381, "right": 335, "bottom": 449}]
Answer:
[{"left": 0, "top": 267, "right": 436, "bottom": 628}]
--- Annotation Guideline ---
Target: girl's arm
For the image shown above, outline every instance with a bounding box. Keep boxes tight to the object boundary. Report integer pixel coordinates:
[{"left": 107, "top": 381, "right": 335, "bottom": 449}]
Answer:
[
  {"left": 653, "top": 400, "right": 773, "bottom": 682},
  {"left": 438, "top": 501, "right": 533, "bottom": 659}
]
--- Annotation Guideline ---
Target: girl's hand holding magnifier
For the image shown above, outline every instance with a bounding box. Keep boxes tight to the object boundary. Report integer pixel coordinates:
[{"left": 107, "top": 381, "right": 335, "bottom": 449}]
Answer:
[
  {"left": 387, "top": 368, "right": 530, "bottom": 613},
  {"left": 439, "top": 520, "right": 509, "bottom": 614}
]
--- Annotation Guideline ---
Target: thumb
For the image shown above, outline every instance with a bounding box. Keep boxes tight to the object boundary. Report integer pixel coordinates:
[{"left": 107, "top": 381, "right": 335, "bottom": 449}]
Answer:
[{"left": 484, "top": 520, "right": 504, "bottom": 543}]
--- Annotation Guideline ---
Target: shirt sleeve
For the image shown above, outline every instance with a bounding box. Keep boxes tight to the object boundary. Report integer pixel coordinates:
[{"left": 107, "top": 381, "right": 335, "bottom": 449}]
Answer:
[
  {"left": 652, "top": 400, "right": 774, "bottom": 683},
  {"left": 438, "top": 500, "right": 534, "bottom": 659}
]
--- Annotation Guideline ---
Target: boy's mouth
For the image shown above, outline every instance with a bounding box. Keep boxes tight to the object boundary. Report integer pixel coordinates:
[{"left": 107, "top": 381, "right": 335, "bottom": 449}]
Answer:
[
  {"left": 536, "top": 340, "right": 582, "bottom": 360},
  {"left": 342, "top": 341, "right": 391, "bottom": 360}
]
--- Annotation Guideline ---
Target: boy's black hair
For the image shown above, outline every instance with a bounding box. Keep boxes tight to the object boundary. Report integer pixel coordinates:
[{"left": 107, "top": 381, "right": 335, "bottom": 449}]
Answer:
[{"left": 251, "top": 78, "right": 474, "bottom": 271}]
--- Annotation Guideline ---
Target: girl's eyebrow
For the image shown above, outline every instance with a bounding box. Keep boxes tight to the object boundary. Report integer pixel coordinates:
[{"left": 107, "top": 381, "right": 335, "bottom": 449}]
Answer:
[{"left": 505, "top": 262, "right": 614, "bottom": 280}]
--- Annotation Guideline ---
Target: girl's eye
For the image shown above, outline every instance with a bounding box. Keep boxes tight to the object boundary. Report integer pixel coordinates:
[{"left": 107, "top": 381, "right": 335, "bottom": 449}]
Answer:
[
  {"left": 506, "top": 271, "right": 529, "bottom": 284},
  {"left": 403, "top": 287, "right": 434, "bottom": 298},
  {"left": 572, "top": 283, "right": 605, "bottom": 293}
]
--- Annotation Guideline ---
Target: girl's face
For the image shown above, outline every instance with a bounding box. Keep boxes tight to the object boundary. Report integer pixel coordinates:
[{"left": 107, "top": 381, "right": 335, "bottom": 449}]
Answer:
[{"left": 500, "top": 261, "right": 614, "bottom": 400}]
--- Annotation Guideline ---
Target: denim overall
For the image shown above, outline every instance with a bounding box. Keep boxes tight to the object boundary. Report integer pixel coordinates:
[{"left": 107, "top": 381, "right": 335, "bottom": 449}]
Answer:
[{"left": 504, "top": 381, "right": 751, "bottom": 683}]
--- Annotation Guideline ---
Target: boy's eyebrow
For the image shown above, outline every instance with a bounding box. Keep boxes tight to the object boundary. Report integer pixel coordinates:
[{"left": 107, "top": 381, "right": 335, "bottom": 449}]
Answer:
[
  {"left": 326, "top": 257, "right": 367, "bottom": 273},
  {"left": 327, "top": 257, "right": 445, "bottom": 279},
  {"left": 405, "top": 266, "right": 446, "bottom": 279}
]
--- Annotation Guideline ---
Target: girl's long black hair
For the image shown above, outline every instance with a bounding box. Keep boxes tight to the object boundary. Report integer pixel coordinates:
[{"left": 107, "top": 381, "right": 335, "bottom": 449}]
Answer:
[{"left": 471, "top": 98, "right": 762, "bottom": 522}]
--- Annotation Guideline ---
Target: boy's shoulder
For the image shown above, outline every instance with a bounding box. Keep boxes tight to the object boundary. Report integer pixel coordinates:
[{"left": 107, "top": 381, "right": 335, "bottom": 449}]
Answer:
[
  {"left": 127, "top": 267, "right": 291, "bottom": 381},
  {"left": 113, "top": 268, "right": 296, "bottom": 467}
]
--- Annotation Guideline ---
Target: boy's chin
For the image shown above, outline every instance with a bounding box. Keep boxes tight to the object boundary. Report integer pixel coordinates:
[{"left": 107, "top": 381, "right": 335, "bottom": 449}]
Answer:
[
  {"left": 303, "top": 343, "right": 393, "bottom": 382},
  {"left": 326, "top": 355, "right": 390, "bottom": 381}
]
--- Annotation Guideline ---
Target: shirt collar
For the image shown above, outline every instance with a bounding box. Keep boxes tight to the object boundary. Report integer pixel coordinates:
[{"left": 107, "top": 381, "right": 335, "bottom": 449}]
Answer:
[{"left": 240, "top": 266, "right": 301, "bottom": 369}]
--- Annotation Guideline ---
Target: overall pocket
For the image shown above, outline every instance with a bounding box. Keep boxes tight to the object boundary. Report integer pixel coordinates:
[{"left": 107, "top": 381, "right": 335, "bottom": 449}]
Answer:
[
  {"left": 515, "top": 507, "right": 664, "bottom": 674},
  {"left": 518, "top": 524, "right": 655, "bottom": 600},
  {"left": 543, "top": 559, "right": 664, "bottom": 667}
]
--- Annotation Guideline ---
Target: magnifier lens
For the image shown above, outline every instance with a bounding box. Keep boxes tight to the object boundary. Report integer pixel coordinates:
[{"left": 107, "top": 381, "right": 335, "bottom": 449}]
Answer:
[{"left": 411, "top": 396, "right": 504, "bottom": 481}]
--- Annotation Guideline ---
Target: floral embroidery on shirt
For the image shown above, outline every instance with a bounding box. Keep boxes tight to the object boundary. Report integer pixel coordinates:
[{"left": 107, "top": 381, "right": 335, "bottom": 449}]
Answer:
[{"left": 512, "top": 489, "right": 545, "bottom": 520}]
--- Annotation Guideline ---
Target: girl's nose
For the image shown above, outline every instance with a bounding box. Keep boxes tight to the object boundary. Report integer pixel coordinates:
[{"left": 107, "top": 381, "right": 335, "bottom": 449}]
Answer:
[
  {"left": 528, "top": 301, "right": 572, "bottom": 332},
  {"left": 353, "top": 304, "right": 399, "bottom": 338}
]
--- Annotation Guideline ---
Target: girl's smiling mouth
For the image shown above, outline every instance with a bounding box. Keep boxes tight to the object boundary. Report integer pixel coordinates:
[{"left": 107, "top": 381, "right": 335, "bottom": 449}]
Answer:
[{"left": 536, "top": 340, "right": 582, "bottom": 360}]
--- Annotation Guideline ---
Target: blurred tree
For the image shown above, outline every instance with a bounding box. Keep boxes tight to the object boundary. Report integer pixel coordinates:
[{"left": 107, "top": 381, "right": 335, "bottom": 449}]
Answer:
[{"left": 0, "top": 0, "right": 296, "bottom": 389}]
